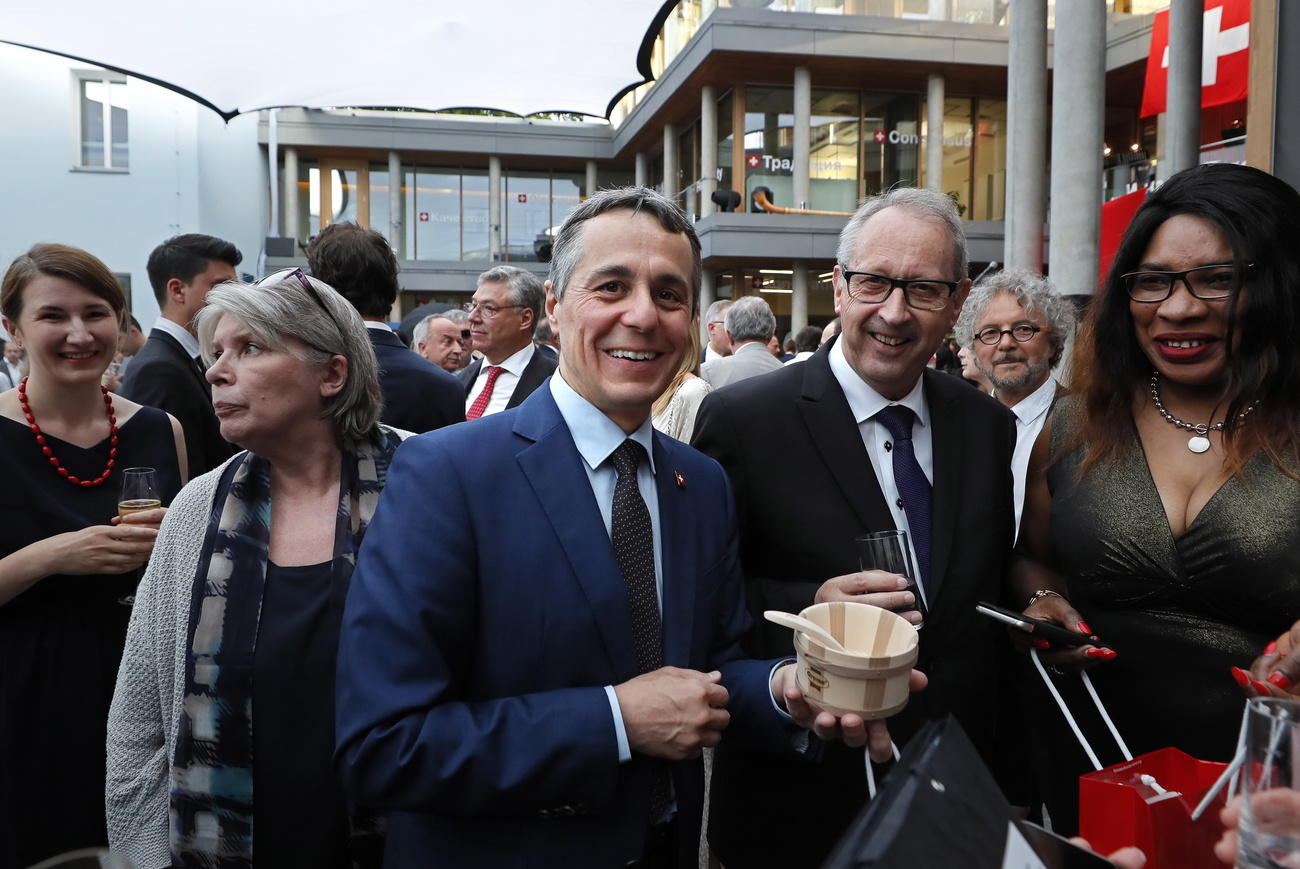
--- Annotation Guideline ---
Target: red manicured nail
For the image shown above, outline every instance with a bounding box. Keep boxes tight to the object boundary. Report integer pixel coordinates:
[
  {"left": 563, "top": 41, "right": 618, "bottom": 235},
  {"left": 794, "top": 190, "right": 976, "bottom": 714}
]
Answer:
[
  {"left": 1269, "top": 672, "right": 1293, "bottom": 690},
  {"left": 1252, "top": 680, "right": 1274, "bottom": 695},
  {"left": 1032, "top": 638, "right": 1051, "bottom": 650},
  {"left": 1085, "top": 648, "right": 1117, "bottom": 660},
  {"left": 1265, "top": 641, "right": 1279, "bottom": 656},
  {"left": 1231, "top": 666, "right": 1250, "bottom": 687},
  {"left": 1077, "top": 621, "right": 1093, "bottom": 635}
]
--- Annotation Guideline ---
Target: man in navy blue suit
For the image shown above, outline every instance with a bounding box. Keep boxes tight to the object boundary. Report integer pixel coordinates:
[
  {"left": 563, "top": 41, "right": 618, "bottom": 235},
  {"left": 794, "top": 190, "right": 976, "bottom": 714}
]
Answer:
[
  {"left": 307, "top": 221, "right": 464, "bottom": 433},
  {"left": 336, "top": 188, "right": 906, "bottom": 868}
]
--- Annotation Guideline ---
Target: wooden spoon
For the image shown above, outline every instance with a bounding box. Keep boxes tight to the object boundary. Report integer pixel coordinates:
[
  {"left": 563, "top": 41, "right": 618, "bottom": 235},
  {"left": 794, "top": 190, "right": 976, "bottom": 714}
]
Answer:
[{"left": 763, "top": 610, "right": 847, "bottom": 652}]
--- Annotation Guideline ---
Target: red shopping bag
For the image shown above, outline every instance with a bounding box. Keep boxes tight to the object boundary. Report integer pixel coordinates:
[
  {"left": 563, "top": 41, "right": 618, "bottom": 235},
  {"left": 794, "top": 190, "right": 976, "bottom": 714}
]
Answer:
[
  {"left": 1031, "top": 650, "right": 1240, "bottom": 869},
  {"left": 1078, "top": 747, "right": 1228, "bottom": 869}
]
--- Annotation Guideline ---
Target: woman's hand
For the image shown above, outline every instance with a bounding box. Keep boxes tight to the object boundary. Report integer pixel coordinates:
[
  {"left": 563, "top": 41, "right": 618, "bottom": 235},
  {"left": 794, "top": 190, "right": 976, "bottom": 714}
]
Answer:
[
  {"left": 1017, "top": 593, "right": 1117, "bottom": 672},
  {"left": 45, "top": 521, "right": 159, "bottom": 575},
  {"left": 111, "top": 507, "right": 167, "bottom": 533},
  {"left": 1238, "top": 621, "right": 1300, "bottom": 698}
]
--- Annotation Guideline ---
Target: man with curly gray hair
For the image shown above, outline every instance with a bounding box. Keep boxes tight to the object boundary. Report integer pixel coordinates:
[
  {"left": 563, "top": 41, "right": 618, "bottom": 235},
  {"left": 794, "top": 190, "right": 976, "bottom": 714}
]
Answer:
[{"left": 954, "top": 267, "right": 1075, "bottom": 529}]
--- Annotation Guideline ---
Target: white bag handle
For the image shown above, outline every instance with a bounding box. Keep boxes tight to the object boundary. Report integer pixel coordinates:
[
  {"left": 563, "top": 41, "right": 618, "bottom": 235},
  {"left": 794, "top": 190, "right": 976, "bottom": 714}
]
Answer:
[
  {"left": 1030, "top": 649, "right": 1132, "bottom": 771},
  {"left": 865, "top": 740, "right": 901, "bottom": 799},
  {"left": 1190, "top": 702, "right": 1251, "bottom": 821}
]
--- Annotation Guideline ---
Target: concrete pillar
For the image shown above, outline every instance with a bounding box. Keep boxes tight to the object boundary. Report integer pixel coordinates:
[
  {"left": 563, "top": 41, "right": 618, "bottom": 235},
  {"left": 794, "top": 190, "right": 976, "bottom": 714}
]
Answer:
[
  {"left": 663, "top": 124, "right": 678, "bottom": 201},
  {"left": 699, "top": 271, "right": 715, "bottom": 346},
  {"left": 700, "top": 85, "right": 719, "bottom": 217},
  {"left": 1004, "top": 0, "right": 1047, "bottom": 271},
  {"left": 635, "top": 152, "right": 649, "bottom": 188},
  {"left": 1048, "top": 1, "right": 1106, "bottom": 295},
  {"left": 791, "top": 261, "right": 809, "bottom": 333},
  {"left": 488, "top": 155, "right": 502, "bottom": 262},
  {"left": 793, "top": 67, "right": 812, "bottom": 210},
  {"left": 926, "top": 73, "right": 945, "bottom": 193},
  {"left": 702, "top": 0, "right": 718, "bottom": 17},
  {"left": 283, "top": 147, "right": 299, "bottom": 240},
  {"left": 585, "top": 160, "right": 598, "bottom": 197},
  {"left": 1165, "top": 0, "right": 1204, "bottom": 176},
  {"left": 388, "top": 151, "right": 402, "bottom": 257}
]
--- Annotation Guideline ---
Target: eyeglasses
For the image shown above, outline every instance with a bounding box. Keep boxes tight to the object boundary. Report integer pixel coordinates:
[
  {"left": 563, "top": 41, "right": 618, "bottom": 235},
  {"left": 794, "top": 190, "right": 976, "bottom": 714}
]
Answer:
[
  {"left": 459, "top": 329, "right": 471, "bottom": 340},
  {"left": 974, "top": 323, "right": 1050, "bottom": 345},
  {"left": 256, "top": 267, "right": 340, "bottom": 356},
  {"left": 463, "top": 300, "right": 526, "bottom": 319},
  {"left": 838, "top": 268, "right": 960, "bottom": 311},
  {"left": 1121, "top": 263, "right": 1254, "bottom": 303}
]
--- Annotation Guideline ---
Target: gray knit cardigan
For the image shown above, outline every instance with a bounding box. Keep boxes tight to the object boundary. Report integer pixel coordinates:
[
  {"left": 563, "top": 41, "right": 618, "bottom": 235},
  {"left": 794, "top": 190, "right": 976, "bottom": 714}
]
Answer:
[{"left": 105, "top": 428, "right": 410, "bottom": 868}]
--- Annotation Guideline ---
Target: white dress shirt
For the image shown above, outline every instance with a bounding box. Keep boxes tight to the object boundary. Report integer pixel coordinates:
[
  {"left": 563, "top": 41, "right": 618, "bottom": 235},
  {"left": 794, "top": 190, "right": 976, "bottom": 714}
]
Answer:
[
  {"left": 704, "top": 344, "right": 724, "bottom": 363},
  {"left": 465, "top": 342, "right": 535, "bottom": 417},
  {"left": 150, "top": 316, "right": 202, "bottom": 361},
  {"left": 1007, "top": 376, "right": 1057, "bottom": 540},
  {"left": 363, "top": 320, "right": 393, "bottom": 333},
  {"left": 828, "top": 338, "right": 933, "bottom": 608}
]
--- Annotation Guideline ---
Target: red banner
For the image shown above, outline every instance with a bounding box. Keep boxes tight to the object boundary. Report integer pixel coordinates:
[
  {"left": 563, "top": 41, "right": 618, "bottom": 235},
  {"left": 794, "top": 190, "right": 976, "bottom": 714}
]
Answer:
[
  {"left": 1100, "top": 187, "right": 1148, "bottom": 287},
  {"left": 1140, "top": 0, "right": 1249, "bottom": 118}
]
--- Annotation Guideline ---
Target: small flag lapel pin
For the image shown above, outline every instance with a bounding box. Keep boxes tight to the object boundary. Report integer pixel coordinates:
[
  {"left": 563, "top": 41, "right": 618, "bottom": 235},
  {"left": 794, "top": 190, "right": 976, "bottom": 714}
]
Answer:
[{"left": 674, "top": 471, "right": 686, "bottom": 488}]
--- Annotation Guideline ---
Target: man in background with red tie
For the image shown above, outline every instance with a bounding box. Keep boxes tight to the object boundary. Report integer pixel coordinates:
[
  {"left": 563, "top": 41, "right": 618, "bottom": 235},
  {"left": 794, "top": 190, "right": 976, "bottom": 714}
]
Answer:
[{"left": 459, "top": 265, "right": 557, "bottom": 420}]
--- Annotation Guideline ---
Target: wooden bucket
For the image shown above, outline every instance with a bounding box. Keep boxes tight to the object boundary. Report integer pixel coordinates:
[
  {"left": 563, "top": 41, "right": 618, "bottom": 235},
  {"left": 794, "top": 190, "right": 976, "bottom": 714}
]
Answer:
[{"left": 792, "top": 601, "right": 919, "bottom": 720}]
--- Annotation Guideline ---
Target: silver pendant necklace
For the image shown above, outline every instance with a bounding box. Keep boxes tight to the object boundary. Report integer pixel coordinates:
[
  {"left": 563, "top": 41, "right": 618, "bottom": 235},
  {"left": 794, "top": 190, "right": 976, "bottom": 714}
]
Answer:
[{"left": 1148, "top": 372, "right": 1259, "bottom": 454}]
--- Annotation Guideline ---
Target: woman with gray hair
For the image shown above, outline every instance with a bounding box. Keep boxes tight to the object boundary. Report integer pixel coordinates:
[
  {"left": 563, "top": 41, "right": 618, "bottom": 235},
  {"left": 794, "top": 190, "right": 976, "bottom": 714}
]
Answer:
[{"left": 106, "top": 270, "right": 407, "bottom": 869}]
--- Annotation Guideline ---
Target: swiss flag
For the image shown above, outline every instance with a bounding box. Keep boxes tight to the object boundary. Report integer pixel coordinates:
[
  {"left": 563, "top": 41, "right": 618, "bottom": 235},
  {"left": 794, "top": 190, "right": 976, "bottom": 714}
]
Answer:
[{"left": 1140, "top": 0, "right": 1249, "bottom": 117}]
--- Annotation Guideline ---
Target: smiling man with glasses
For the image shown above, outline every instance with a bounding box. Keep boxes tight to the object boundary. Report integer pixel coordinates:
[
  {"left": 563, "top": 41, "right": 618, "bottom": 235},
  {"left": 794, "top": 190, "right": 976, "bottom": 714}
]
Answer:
[
  {"left": 955, "top": 268, "right": 1076, "bottom": 533},
  {"left": 458, "top": 265, "right": 556, "bottom": 419},
  {"left": 692, "top": 186, "right": 1023, "bottom": 868}
]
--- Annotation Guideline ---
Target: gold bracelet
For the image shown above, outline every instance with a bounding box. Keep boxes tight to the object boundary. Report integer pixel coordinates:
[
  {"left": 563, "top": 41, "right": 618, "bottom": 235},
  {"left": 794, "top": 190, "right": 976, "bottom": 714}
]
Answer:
[{"left": 1026, "top": 588, "right": 1064, "bottom": 609}]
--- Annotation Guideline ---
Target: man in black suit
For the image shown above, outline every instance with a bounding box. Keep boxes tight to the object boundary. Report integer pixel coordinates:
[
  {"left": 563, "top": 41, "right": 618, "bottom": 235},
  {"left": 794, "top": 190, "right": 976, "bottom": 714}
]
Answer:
[
  {"left": 120, "top": 234, "right": 241, "bottom": 479},
  {"left": 458, "top": 266, "right": 556, "bottom": 419},
  {"left": 692, "top": 187, "right": 1020, "bottom": 868},
  {"left": 307, "top": 222, "right": 464, "bottom": 434}
]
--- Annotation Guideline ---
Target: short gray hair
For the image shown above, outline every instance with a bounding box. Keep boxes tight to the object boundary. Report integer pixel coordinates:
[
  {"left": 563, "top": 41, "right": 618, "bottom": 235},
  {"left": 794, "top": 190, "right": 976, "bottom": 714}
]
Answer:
[
  {"left": 194, "top": 276, "right": 383, "bottom": 449},
  {"left": 724, "top": 296, "right": 776, "bottom": 343},
  {"left": 954, "top": 268, "right": 1076, "bottom": 367},
  {"left": 478, "top": 265, "right": 544, "bottom": 325},
  {"left": 836, "top": 187, "right": 968, "bottom": 281},
  {"left": 548, "top": 186, "right": 702, "bottom": 312},
  {"left": 412, "top": 311, "right": 460, "bottom": 349},
  {"left": 442, "top": 308, "right": 469, "bottom": 323},
  {"left": 704, "top": 298, "right": 732, "bottom": 325}
]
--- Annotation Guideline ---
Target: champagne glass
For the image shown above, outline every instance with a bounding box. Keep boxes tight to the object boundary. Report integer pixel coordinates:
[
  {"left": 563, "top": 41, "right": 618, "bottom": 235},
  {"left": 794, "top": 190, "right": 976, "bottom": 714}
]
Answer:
[
  {"left": 1237, "top": 697, "right": 1300, "bottom": 868},
  {"left": 118, "top": 467, "right": 160, "bottom": 518},
  {"left": 856, "top": 529, "right": 926, "bottom": 628}
]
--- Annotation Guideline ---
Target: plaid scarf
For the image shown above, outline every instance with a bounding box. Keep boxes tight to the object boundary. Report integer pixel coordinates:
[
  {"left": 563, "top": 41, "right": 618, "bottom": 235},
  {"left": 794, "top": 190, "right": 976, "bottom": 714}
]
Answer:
[{"left": 169, "top": 431, "right": 398, "bottom": 868}]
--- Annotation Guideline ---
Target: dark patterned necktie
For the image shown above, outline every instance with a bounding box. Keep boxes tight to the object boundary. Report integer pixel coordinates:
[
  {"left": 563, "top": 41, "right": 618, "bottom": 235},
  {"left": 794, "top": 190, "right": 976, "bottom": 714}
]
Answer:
[
  {"left": 609, "top": 438, "right": 671, "bottom": 820},
  {"left": 874, "top": 405, "right": 933, "bottom": 594}
]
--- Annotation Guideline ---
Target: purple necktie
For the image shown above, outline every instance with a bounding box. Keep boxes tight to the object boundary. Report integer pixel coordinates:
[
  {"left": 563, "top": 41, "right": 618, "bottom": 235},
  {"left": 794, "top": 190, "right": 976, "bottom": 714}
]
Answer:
[{"left": 874, "top": 405, "right": 933, "bottom": 594}]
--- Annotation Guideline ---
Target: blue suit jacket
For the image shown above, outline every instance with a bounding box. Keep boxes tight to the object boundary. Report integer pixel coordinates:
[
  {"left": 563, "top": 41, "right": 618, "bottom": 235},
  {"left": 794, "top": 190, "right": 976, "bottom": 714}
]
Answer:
[
  {"left": 369, "top": 328, "right": 465, "bottom": 434},
  {"left": 336, "top": 386, "right": 790, "bottom": 868}
]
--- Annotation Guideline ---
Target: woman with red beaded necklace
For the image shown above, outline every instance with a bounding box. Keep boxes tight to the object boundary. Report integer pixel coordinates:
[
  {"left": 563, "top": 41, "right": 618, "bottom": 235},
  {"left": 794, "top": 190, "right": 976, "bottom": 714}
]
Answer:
[{"left": 0, "top": 243, "right": 185, "bottom": 868}]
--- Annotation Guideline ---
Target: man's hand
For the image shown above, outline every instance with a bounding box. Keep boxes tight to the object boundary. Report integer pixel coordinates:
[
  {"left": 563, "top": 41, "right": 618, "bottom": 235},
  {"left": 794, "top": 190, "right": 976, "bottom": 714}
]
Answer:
[
  {"left": 614, "top": 667, "right": 730, "bottom": 760},
  {"left": 771, "top": 663, "right": 927, "bottom": 762},
  {"left": 814, "top": 570, "right": 922, "bottom": 625}
]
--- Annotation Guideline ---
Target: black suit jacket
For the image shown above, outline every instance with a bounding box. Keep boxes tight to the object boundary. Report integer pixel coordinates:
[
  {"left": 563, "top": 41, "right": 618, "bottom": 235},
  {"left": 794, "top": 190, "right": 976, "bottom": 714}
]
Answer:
[
  {"left": 368, "top": 329, "right": 465, "bottom": 434},
  {"left": 691, "top": 339, "right": 1018, "bottom": 869},
  {"left": 456, "top": 347, "right": 558, "bottom": 411},
  {"left": 119, "top": 329, "right": 232, "bottom": 480}
]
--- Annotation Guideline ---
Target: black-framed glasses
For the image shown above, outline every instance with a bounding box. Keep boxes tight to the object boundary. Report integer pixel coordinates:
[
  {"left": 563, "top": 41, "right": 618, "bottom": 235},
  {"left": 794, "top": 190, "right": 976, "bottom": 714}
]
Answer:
[
  {"left": 974, "top": 323, "right": 1050, "bottom": 345},
  {"left": 463, "top": 300, "right": 526, "bottom": 319},
  {"left": 1121, "top": 263, "right": 1254, "bottom": 303},
  {"left": 838, "top": 268, "right": 960, "bottom": 311},
  {"left": 459, "top": 328, "right": 471, "bottom": 340},
  {"left": 256, "top": 267, "right": 341, "bottom": 356}
]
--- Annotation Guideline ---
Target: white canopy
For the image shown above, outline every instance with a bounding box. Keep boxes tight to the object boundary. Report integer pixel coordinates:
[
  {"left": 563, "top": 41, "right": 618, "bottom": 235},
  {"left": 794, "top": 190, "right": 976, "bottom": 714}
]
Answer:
[{"left": 1, "top": 0, "right": 671, "bottom": 119}]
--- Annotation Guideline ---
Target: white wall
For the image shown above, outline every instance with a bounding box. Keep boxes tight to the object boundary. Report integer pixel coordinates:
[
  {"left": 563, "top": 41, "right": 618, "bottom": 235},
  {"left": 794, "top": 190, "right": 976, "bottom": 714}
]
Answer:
[{"left": 0, "top": 43, "right": 266, "bottom": 326}]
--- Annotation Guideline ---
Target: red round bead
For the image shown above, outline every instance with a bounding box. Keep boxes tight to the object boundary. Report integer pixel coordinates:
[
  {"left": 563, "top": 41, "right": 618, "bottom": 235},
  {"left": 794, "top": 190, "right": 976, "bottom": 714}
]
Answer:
[
  {"left": 79, "top": 480, "right": 92, "bottom": 488},
  {"left": 24, "top": 412, "right": 34, "bottom": 423},
  {"left": 110, "top": 436, "right": 119, "bottom": 446},
  {"left": 106, "top": 458, "right": 115, "bottom": 469},
  {"left": 41, "top": 446, "right": 52, "bottom": 457},
  {"left": 108, "top": 416, "right": 117, "bottom": 426},
  {"left": 109, "top": 448, "right": 118, "bottom": 459},
  {"left": 35, "top": 434, "right": 45, "bottom": 445},
  {"left": 29, "top": 423, "right": 40, "bottom": 435},
  {"left": 57, "top": 467, "right": 69, "bottom": 477},
  {"left": 48, "top": 457, "right": 59, "bottom": 467}
]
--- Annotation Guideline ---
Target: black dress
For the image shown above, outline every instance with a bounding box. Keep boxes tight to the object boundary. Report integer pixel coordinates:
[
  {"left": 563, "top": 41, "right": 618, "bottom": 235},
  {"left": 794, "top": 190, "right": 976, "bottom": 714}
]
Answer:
[
  {"left": 1036, "top": 397, "right": 1300, "bottom": 833},
  {"left": 0, "top": 407, "right": 181, "bottom": 869}
]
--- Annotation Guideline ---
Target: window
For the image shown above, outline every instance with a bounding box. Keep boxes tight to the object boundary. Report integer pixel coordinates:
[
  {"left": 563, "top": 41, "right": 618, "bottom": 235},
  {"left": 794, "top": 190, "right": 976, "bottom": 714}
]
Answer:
[{"left": 75, "top": 72, "right": 128, "bottom": 170}]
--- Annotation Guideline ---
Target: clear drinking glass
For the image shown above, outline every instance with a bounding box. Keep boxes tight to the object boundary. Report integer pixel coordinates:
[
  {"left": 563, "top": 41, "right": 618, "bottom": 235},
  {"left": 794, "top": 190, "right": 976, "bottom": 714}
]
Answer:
[
  {"left": 117, "top": 467, "right": 160, "bottom": 518},
  {"left": 1237, "top": 696, "right": 1300, "bottom": 868},
  {"left": 855, "top": 529, "right": 925, "bottom": 628}
]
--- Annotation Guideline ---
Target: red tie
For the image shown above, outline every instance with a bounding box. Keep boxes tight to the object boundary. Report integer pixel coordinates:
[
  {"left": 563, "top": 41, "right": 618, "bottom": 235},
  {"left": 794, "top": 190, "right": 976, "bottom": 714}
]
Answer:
[{"left": 466, "top": 365, "right": 504, "bottom": 420}]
